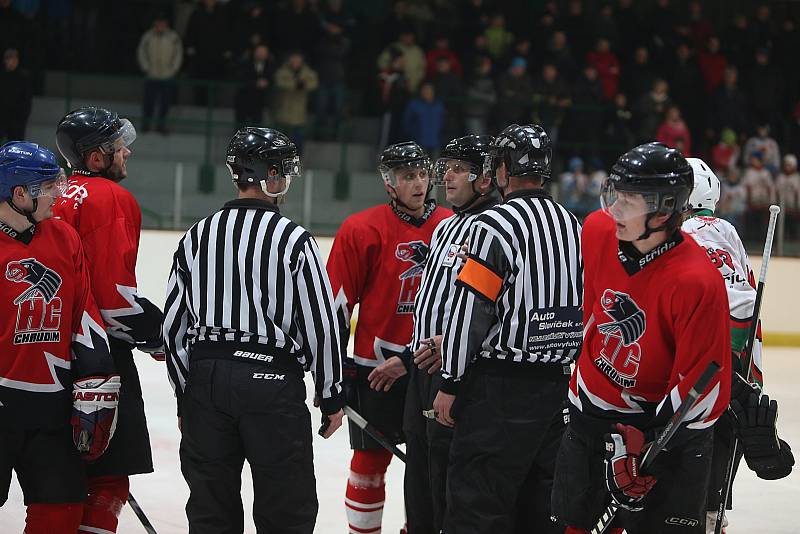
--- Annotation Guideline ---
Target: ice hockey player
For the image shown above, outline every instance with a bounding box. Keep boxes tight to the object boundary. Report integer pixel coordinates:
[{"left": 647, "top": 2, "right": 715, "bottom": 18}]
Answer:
[
  {"left": 367, "top": 134, "right": 496, "bottom": 533},
  {"left": 681, "top": 157, "right": 794, "bottom": 533},
  {"left": 0, "top": 141, "right": 119, "bottom": 533},
  {"left": 53, "top": 107, "right": 164, "bottom": 534},
  {"left": 326, "top": 141, "right": 451, "bottom": 533},
  {"left": 163, "top": 127, "right": 345, "bottom": 533},
  {"left": 551, "top": 143, "right": 732, "bottom": 534},
  {"left": 433, "top": 124, "right": 582, "bottom": 533}
]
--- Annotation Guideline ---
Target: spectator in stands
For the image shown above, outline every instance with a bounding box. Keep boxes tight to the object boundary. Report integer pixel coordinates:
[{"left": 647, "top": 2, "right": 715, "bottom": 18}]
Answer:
[
  {"left": 234, "top": 2, "right": 270, "bottom": 61},
  {"left": 711, "top": 128, "right": 741, "bottom": 174},
  {"left": 430, "top": 55, "right": 463, "bottom": 142},
  {"left": 614, "top": 0, "right": 642, "bottom": 63},
  {"left": 711, "top": 66, "right": 748, "bottom": 138},
  {"left": 774, "top": 18, "right": 800, "bottom": 111},
  {"left": 532, "top": 62, "right": 571, "bottom": 140},
  {"left": 656, "top": 105, "right": 691, "bottom": 155},
  {"left": 743, "top": 123, "right": 781, "bottom": 175},
  {"left": 484, "top": 13, "right": 513, "bottom": 61},
  {"left": 586, "top": 38, "right": 619, "bottom": 101},
  {"left": 546, "top": 30, "right": 579, "bottom": 82},
  {"left": 274, "top": 51, "right": 319, "bottom": 154},
  {"left": 273, "top": 0, "right": 320, "bottom": 59},
  {"left": 697, "top": 35, "right": 728, "bottom": 95},
  {"left": 495, "top": 56, "right": 533, "bottom": 127},
  {"left": 319, "top": 0, "right": 355, "bottom": 40},
  {"left": 750, "top": 3, "right": 776, "bottom": 51},
  {"left": 377, "top": 28, "right": 425, "bottom": 93},
  {"left": 463, "top": 55, "right": 495, "bottom": 135},
  {"left": 719, "top": 168, "right": 747, "bottom": 234},
  {"left": 621, "top": 46, "right": 657, "bottom": 104},
  {"left": 463, "top": 33, "right": 491, "bottom": 76},
  {"left": 592, "top": 4, "right": 619, "bottom": 51},
  {"left": 314, "top": 13, "right": 350, "bottom": 140},
  {"left": 560, "top": 156, "right": 593, "bottom": 218},
  {"left": 377, "top": 47, "right": 410, "bottom": 147},
  {"left": 687, "top": 1, "right": 714, "bottom": 50},
  {"left": 234, "top": 44, "right": 276, "bottom": 129},
  {"left": 742, "top": 151, "right": 777, "bottom": 240},
  {"left": 460, "top": 0, "right": 492, "bottom": 50},
  {"left": 604, "top": 92, "right": 635, "bottom": 163},
  {"left": 562, "top": 0, "right": 589, "bottom": 59},
  {"left": 425, "top": 35, "right": 462, "bottom": 79},
  {"left": 634, "top": 78, "right": 672, "bottom": 142},
  {"left": 532, "top": 12, "right": 557, "bottom": 64},
  {"left": 564, "top": 64, "right": 603, "bottom": 159},
  {"left": 137, "top": 14, "right": 182, "bottom": 134},
  {"left": 746, "top": 48, "right": 783, "bottom": 130},
  {"left": 403, "top": 81, "right": 444, "bottom": 155},
  {"left": 722, "top": 14, "right": 754, "bottom": 67},
  {"left": 669, "top": 43, "right": 703, "bottom": 140},
  {"left": 0, "top": 47, "right": 30, "bottom": 141},
  {"left": 0, "top": 0, "right": 26, "bottom": 65},
  {"left": 184, "top": 0, "right": 231, "bottom": 106},
  {"left": 648, "top": 0, "right": 679, "bottom": 65},
  {"left": 776, "top": 154, "right": 800, "bottom": 215}
]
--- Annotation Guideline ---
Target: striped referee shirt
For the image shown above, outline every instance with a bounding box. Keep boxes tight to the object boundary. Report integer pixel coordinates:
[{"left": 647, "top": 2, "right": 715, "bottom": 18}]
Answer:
[
  {"left": 440, "top": 189, "right": 583, "bottom": 393},
  {"left": 411, "top": 199, "right": 497, "bottom": 350},
  {"left": 162, "top": 198, "right": 343, "bottom": 414}
]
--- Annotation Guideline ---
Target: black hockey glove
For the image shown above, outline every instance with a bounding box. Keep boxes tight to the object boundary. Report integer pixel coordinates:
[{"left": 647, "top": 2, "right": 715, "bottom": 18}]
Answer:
[
  {"left": 731, "top": 392, "right": 795, "bottom": 480},
  {"left": 604, "top": 423, "right": 657, "bottom": 511},
  {"left": 132, "top": 296, "right": 166, "bottom": 361}
]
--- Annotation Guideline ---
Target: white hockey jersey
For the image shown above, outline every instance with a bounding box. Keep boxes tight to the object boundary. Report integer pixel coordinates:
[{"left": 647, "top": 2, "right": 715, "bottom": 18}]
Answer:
[{"left": 682, "top": 213, "right": 763, "bottom": 384}]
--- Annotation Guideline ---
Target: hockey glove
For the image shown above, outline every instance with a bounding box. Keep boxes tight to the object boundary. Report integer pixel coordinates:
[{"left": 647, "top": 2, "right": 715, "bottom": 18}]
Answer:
[
  {"left": 132, "top": 296, "right": 166, "bottom": 361},
  {"left": 731, "top": 392, "right": 795, "bottom": 480},
  {"left": 343, "top": 358, "right": 359, "bottom": 407},
  {"left": 71, "top": 375, "right": 121, "bottom": 461},
  {"left": 604, "top": 423, "right": 657, "bottom": 511}
]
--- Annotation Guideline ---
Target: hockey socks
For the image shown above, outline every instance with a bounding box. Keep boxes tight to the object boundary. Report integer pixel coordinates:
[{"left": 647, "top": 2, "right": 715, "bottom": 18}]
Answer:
[
  {"left": 79, "top": 475, "right": 129, "bottom": 534},
  {"left": 346, "top": 448, "right": 393, "bottom": 533},
  {"left": 25, "top": 503, "right": 83, "bottom": 534}
]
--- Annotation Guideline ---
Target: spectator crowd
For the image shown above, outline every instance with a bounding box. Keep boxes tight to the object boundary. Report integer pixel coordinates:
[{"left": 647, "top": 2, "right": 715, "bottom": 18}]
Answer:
[{"left": 0, "top": 0, "right": 798, "bottom": 237}]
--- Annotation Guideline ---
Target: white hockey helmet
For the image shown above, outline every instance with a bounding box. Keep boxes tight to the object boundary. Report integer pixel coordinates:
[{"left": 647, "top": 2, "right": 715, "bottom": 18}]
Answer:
[{"left": 687, "top": 157, "right": 721, "bottom": 212}]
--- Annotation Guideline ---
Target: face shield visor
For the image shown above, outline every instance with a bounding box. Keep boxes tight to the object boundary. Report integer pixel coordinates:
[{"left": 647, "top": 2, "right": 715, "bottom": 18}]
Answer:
[
  {"left": 97, "top": 119, "right": 136, "bottom": 155},
  {"left": 379, "top": 159, "right": 431, "bottom": 188},
  {"left": 24, "top": 169, "right": 68, "bottom": 199},
  {"left": 433, "top": 158, "right": 481, "bottom": 186},
  {"left": 600, "top": 179, "right": 665, "bottom": 222}
]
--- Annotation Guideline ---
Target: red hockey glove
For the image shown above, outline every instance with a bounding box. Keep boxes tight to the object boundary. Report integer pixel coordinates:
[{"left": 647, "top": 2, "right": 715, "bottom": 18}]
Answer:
[
  {"left": 72, "top": 375, "right": 121, "bottom": 461},
  {"left": 604, "top": 423, "right": 657, "bottom": 511}
]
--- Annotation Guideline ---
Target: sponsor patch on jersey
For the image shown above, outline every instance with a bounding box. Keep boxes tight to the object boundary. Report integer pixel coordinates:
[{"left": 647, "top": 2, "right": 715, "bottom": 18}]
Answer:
[
  {"left": 526, "top": 306, "right": 583, "bottom": 358},
  {"left": 395, "top": 240, "right": 430, "bottom": 314},
  {"left": 6, "top": 258, "right": 63, "bottom": 345},
  {"left": 594, "top": 289, "right": 646, "bottom": 388}
]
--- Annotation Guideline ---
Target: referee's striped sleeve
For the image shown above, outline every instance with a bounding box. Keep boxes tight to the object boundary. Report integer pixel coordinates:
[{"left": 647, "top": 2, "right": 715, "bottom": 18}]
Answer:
[
  {"left": 163, "top": 231, "right": 195, "bottom": 414},
  {"left": 295, "top": 235, "right": 344, "bottom": 414}
]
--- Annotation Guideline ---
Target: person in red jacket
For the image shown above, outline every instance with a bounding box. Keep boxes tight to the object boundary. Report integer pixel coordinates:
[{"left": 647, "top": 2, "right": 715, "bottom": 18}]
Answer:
[
  {"left": 326, "top": 141, "right": 451, "bottom": 533},
  {"left": 0, "top": 141, "right": 119, "bottom": 534},
  {"left": 551, "top": 143, "right": 731, "bottom": 533},
  {"left": 52, "top": 107, "right": 164, "bottom": 534}
]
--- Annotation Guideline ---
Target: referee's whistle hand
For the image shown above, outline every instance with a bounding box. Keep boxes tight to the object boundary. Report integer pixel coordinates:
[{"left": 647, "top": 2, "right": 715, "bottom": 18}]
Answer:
[
  {"left": 321, "top": 409, "right": 344, "bottom": 439},
  {"left": 433, "top": 391, "right": 456, "bottom": 427},
  {"left": 367, "top": 356, "right": 407, "bottom": 392}
]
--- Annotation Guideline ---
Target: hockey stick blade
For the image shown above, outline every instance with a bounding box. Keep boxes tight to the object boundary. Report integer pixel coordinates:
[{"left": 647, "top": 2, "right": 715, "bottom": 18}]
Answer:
[
  {"left": 128, "top": 492, "right": 158, "bottom": 534},
  {"left": 715, "top": 204, "right": 780, "bottom": 534},
  {"left": 591, "top": 360, "right": 721, "bottom": 534},
  {"left": 344, "top": 405, "right": 407, "bottom": 463}
]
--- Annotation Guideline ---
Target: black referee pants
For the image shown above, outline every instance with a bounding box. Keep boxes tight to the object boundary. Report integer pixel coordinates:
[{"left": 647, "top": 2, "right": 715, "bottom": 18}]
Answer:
[
  {"left": 443, "top": 371, "right": 567, "bottom": 534},
  {"left": 180, "top": 359, "right": 317, "bottom": 534}
]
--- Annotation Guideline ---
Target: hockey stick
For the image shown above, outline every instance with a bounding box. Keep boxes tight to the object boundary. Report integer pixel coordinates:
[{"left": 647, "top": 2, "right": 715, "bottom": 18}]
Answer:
[
  {"left": 344, "top": 405, "right": 407, "bottom": 463},
  {"left": 128, "top": 492, "right": 158, "bottom": 534},
  {"left": 591, "top": 360, "right": 721, "bottom": 534},
  {"left": 713, "top": 204, "right": 781, "bottom": 534}
]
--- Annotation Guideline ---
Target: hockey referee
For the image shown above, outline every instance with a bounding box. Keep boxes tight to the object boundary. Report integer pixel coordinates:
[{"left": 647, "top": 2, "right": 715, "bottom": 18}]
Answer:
[
  {"left": 162, "top": 127, "right": 344, "bottom": 534},
  {"left": 432, "top": 124, "right": 583, "bottom": 533}
]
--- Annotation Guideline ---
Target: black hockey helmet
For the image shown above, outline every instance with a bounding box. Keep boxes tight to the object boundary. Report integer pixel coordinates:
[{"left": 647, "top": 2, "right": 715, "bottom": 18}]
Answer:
[
  {"left": 601, "top": 142, "right": 693, "bottom": 237},
  {"left": 226, "top": 127, "right": 301, "bottom": 196},
  {"left": 433, "top": 134, "right": 493, "bottom": 186},
  {"left": 378, "top": 141, "right": 431, "bottom": 188},
  {"left": 56, "top": 107, "right": 136, "bottom": 170},
  {"left": 483, "top": 124, "right": 551, "bottom": 184}
]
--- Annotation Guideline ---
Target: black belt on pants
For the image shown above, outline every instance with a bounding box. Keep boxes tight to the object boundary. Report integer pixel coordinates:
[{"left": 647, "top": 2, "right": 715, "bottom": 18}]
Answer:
[{"left": 190, "top": 340, "right": 305, "bottom": 379}]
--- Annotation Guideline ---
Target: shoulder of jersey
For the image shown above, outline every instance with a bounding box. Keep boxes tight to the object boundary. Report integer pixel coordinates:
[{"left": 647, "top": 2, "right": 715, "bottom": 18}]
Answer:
[
  {"left": 670, "top": 233, "right": 725, "bottom": 287},
  {"left": 40, "top": 217, "right": 81, "bottom": 245},
  {"left": 74, "top": 176, "right": 134, "bottom": 203}
]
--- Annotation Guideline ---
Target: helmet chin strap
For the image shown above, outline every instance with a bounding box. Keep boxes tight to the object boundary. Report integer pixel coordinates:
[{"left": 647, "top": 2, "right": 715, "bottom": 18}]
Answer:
[
  {"left": 6, "top": 197, "right": 39, "bottom": 226},
  {"left": 388, "top": 186, "right": 416, "bottom": 212},
  {"left": 636, "top": 212, "right": 677, "bottom": 241},
  {"left": 452, "top": 180, "right": 492, "bottom": 213}
]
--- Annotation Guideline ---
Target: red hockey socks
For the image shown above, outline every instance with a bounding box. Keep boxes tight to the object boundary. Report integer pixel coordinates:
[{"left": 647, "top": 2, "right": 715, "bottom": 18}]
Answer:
[
  {"left": 78, "top": 475, "right": 129, "bottom": 534},
  {"left": 346, "top": 448, "right": 393, "bottom": 533},
  {"left": 25, "top": 503, "right": 83, "bottom": 534}
]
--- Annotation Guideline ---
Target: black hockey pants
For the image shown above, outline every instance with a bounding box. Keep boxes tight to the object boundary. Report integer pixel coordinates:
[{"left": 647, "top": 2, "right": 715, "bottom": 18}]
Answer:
[{"left": 180, "top": 358, "right": 317, "bottom": 534}]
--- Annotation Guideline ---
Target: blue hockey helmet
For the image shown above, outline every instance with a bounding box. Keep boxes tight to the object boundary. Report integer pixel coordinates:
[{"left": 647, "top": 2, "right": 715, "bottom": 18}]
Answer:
[{"left": 0, "top": 141, "right": 67, "bottom": 201}]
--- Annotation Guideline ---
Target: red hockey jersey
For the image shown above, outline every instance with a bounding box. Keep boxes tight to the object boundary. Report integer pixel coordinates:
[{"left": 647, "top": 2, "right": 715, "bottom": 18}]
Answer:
[
  {"left": 0, "top": 218, "right": 113, "bottom": 429},
  {"left": 327, "top": 201, "right": 451, "bottom": 367},
  {"left": 53, "top": 173, "right": 154, "bottom": 344},
  {"left": 569, "top": 211, "right": 731, "bottom": 437}
]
